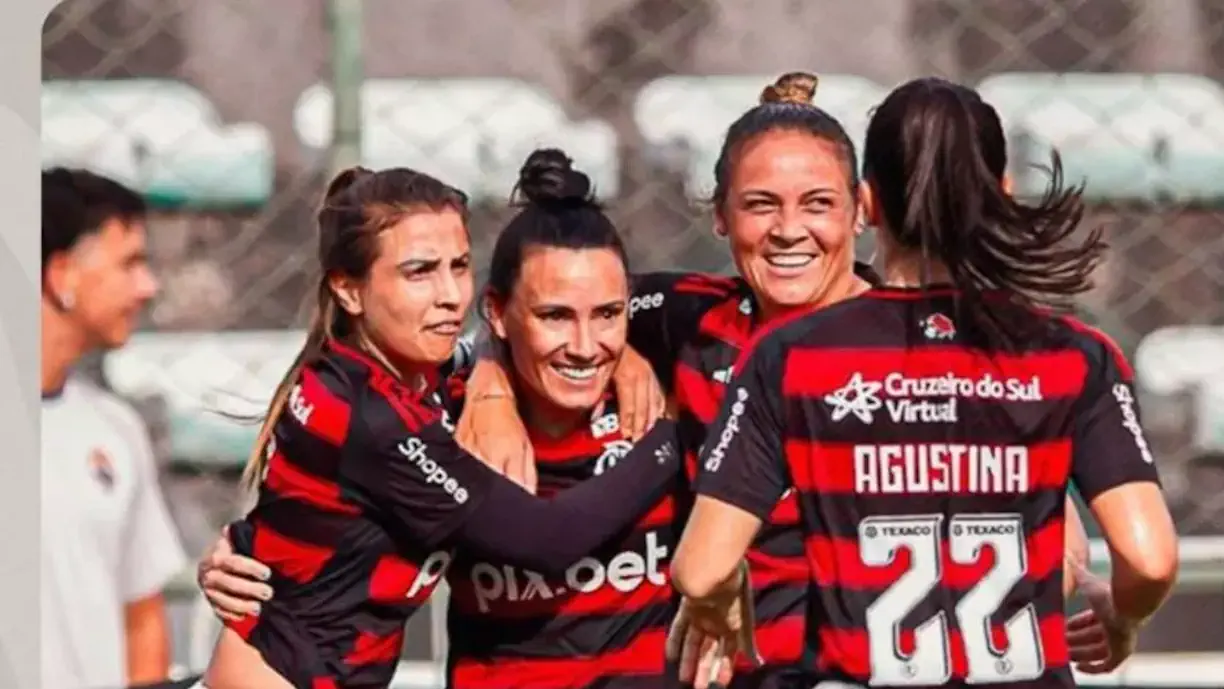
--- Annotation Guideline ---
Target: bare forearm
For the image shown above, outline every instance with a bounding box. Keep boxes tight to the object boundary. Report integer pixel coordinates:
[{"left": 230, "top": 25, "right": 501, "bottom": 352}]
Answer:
[{"left": 125, "top": 594, "right": 171, "bottom": 684}]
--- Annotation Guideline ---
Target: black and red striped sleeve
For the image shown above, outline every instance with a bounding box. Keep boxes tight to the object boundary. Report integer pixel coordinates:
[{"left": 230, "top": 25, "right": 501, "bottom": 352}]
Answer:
[
  {"left": 1067, "top": 326, "right": 1162, "bottom": 501},
  {"left": 342, "top": 387, "right": 686, "bottom": 575},
  {"left": 628, "top": 272, "right": 735, "bottom": 391},
  {"left": 691, "top": 331, "right": 790, "bottom": 520}
]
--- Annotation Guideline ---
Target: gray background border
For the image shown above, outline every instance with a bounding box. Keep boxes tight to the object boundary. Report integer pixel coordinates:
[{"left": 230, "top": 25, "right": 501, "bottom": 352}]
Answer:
[{"left": 2, "top": 1, "right": 55, "bottom": 687}]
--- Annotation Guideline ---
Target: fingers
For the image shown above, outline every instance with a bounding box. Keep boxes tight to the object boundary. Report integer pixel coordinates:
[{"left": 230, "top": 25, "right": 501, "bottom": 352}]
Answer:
[
  {"left": 201, "top": 566, "right": 274, "bottom": 601},
  {"left": 694, "top": 636, "right": 723, "bottom": 689},
  {"left": 665, "top": 606, "right": 691, "bottom": 662},
  {"left": 618, "top": 374, "right": 641, "bottom": 442},
  {"left": 1065, "top": 608, "right": 1098, "bottom": 633},
  {"left": 215, "top": 551, "right": 273, "bottom": 582},
  {"left": 678, "top": 621, "right": 705, "bottom": 684},
  {"left": 203, "top": 587, "right": 261, "bottom": 619}
]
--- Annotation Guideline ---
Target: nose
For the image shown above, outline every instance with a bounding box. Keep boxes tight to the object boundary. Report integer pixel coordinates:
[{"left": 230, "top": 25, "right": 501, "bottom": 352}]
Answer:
[
  {"left": 138, "top": 267, "right": 160, "bottom": 300},
  {"left": 768, "top": 206, "right": 811, "bottom": 246},
  {"left": 565, "top": 319, "right": 599, "bottom": 362},
  {"left": 434, "top": 270, "right": 464, "bottom": 310}
]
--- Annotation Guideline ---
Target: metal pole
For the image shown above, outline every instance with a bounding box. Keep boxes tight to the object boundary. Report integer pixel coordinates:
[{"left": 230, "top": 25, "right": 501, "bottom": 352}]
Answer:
[{"left": 327, "top": 0, "right": 364, "bottom": 174}]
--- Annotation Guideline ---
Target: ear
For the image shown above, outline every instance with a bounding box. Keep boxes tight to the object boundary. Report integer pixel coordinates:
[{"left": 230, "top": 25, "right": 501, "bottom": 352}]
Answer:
[
  {"left": 42, "top": 250, "right": 79, "bottom": 309},
  {"left": 1001, "top": 172, "right": 1015, "bottom": 197},
  {"left": 858, "top": 180, "right": 881, "bottom": 228},
  {"left": 484, "top": 291, "right": 510, "bottom": 340},
  {"left": 712, "top": 209, "right": 729, "bottom": 238},
  {"left": 328, "top": 272, "right": 364, "bottom": 317}
]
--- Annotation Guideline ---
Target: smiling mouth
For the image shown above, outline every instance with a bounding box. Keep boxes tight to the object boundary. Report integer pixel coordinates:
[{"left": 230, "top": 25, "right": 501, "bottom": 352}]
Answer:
[
  {"left": 765, "top": 253, "right": 817, "bottom": 269},
  {"left": 551, "top": 363, "right": 603, "bottom": 381},
  {"left": 426, "top": 321, "right": 462, "bottom": 335}
]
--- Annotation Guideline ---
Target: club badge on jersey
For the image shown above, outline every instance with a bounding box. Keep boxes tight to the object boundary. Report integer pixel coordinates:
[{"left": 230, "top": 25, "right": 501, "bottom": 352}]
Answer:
[{"left": 87, "top": 448, "right": 115, "bottom": 490}]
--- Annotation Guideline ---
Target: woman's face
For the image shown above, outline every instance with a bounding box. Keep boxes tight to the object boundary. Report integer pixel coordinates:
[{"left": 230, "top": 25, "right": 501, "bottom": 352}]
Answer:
[
  {"left": 716, "top": 129, "right": 860, "bottom": 320},
  {"left": 488, "top": 246, "right": 629, "bottom": 429},
  {"left": 332, "top": 208, "right": 474, "bottom": 369}
]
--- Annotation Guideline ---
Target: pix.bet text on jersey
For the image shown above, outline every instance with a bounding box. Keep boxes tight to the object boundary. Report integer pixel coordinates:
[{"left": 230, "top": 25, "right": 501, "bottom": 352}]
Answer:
[
  {"left": 445, "top": 394, "right": 683, "bottom": 689},
  {"left": 223, "top": 340, "right": 685, "bottom": 689},
  {"left": 694, "top": 286, "right": 1161, "bottom": 689}
]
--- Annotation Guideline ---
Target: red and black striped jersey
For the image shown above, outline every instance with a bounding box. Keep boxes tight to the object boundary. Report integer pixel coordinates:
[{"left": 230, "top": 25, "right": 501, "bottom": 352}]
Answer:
[
  {"left": 694, "top": 286, "right": 1163, "bottom": 689},
  {"left": 446, "top": 394, "right": 684, "bottom": 689},
  {"left": 628, "top": 266, "right": 880, "bottom": 672},
  {"left": 225, "top": 340, "right": 685, "bottom": 689}
]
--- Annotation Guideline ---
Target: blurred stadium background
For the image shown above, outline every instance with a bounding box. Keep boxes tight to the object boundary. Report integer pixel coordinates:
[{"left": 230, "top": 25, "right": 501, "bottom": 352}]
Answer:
[{"left": 41, "top": 0, "right": 1224, "bottom": 686}]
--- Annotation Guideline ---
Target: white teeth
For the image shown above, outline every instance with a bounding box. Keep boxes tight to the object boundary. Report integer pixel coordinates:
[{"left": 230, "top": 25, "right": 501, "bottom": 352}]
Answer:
[
  {"left": 766, "top": 254, "right": 816, "bottom": 268},
  {"left": 555, "top": 366, "right": 598, "bottom": 381}
]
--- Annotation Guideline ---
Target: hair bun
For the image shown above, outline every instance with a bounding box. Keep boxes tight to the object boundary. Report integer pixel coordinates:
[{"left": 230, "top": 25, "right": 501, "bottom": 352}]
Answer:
[
  {"left": 323, "top": 165, "right": 374, "bottom": 202},
  {"left": 759, "top": 71, "right": 819, "bottom": 106},
  {"left": 516, "top": 148, "right": 592, "bottom": 206}
]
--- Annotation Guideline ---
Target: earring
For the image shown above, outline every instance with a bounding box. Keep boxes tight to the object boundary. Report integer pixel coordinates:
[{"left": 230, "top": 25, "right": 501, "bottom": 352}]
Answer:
[{"left": 59, "top": 291, "right": 75, "bottom": 311}]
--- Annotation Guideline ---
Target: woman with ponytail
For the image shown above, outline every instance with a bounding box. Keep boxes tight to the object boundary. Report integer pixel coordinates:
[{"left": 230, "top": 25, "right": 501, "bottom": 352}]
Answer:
[
  {"left": 199, "top": 164, "right": 683, "bottom": 689},
  {"left": 668, "top": 77, "right": 1178, "bottom": 689}
]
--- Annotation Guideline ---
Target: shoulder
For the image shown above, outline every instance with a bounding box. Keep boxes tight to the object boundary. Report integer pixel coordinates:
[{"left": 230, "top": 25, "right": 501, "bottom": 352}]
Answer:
[
  {"left": 633, "top": 271, "right": 741, "bottom": 310},
  {"left": 743, "top": 296, "right": 876, "bottom": 361},
  {"left": 1050, "top": 315, "right": 1133, "bottom": 381},
  {"left": 68, "top": 378, "right": 148, "bottom": 437}
]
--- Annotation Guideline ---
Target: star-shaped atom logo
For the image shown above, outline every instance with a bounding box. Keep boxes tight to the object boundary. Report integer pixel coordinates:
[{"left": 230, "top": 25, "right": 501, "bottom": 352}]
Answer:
[{"left": 823, "top": 372, "right": 884, "bottom": 423}]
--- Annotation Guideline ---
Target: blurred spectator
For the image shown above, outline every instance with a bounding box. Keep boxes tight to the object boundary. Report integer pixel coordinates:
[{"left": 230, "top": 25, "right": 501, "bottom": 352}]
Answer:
[{"left": 41, "top": 168, "right": 187, "bottom": 689}]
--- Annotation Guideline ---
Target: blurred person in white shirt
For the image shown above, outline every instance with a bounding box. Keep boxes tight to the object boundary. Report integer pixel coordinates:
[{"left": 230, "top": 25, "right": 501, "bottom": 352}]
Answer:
[{"left": 41, "top": 167, "right": 188, "bottom": 689}]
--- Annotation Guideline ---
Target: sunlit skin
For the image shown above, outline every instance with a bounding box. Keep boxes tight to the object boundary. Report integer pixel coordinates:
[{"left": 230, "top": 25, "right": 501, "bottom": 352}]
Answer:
[
  {"left": 715, "top": 129, "right": 864, "bottom": 321},
  {"left": 330, "top": 208, "right": 474, "bottom": 375},
  {"left": 486, "top": 247, "right": 629, "bottom": 436}
]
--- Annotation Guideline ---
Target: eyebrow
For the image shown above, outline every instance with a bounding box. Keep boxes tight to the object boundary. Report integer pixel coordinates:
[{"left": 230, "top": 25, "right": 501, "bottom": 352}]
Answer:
[{"left": 396, "top": 253, "right": 470, "bottom": 270}]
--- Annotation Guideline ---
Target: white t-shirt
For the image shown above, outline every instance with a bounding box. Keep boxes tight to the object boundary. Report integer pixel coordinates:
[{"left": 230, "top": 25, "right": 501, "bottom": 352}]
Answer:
[{"left": 41, "top": 377, "right": 188, "bottom": 689}]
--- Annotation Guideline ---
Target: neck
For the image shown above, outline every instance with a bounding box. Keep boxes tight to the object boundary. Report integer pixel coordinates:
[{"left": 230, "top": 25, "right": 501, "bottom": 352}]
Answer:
[
  {"left": 758, "top": 261, "right": 871, "bottom": 323},
  {"left": 521, "top": 394, "right": 588, "bottom": 440},
  {"left": 41, "top": 300, "right": 87, "bottom": 395},
  {"left": 882, "top": 250, "right": 953, "bottom": 288}
]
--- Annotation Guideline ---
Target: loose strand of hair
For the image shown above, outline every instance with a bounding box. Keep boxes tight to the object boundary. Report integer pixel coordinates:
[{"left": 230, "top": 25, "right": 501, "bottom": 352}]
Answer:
[{"left": 239, "top": 287, "right": 334, "bottom": 491}]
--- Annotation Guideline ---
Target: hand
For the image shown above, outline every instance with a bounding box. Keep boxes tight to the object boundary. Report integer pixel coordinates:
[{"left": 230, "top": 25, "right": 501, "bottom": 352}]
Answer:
[
  {"left": 666, "top": 564, "right": 760, "bottom": 688},
  {"left": 197, "top": 525, "right": 274, "bottom": 621},
  {"left": 454, "top": 394, "right": 537, "bottom": 494},
  {"left": 613, "top": 346, "right": 668, "bottom": 441},
  {"left": 1069, "top": 579, "right": 1138, "bottom": 675}
]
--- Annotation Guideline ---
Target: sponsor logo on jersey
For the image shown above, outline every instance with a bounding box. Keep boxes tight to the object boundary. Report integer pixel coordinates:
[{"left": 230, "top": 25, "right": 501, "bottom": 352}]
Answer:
[
  {"left": 629, "top": 292, "right": 665, "bottom": 317},
  {"left": 397, "top": 437, "right": 470, "bottom": 504},
  {"left": 704, "top": 386, "right": 749, "bottom": 473},
  {"left": 825, "top": 370, "right": 1044, "bottom": 424},
  {"left": 1112, "top": 383, "right": 1154, "bottom": 464},
  {"left": 590, "top": 411, "right": 620, "bottom": 439},
  {"left": 467, "top": 530, "right": 669, "bottom": 613}
]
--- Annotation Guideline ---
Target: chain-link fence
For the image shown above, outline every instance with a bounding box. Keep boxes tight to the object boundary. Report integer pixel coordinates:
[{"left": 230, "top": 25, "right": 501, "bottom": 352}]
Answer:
[{"left": 42, "top": 0, "right": 1224, "bottom": 684}]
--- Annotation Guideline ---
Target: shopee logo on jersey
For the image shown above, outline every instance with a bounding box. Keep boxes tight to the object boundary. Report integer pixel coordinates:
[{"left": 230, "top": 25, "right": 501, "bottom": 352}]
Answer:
[
  {"left": 397, "top": 437, "right": 470, "bottom": 504},
  {"left": 468, "top": 531, "right": 669, "bottom": 613},
  {"left": 703, "top": 387, "right": 749, "bottom": 473},
  {"left": 1112, "top": 383, "right": 1155, "bottom": 464},
  {"left": 629, "top": 292, "right": 664, "bottom": 317}
]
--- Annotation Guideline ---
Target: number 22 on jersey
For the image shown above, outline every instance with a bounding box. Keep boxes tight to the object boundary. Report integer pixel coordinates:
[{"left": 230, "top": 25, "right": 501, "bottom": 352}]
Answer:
[{"left": 860, "top": 514, "right": 1044, "bottom": 685}]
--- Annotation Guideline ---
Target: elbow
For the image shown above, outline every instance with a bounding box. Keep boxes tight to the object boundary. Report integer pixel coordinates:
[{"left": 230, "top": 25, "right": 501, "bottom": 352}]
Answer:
[
  {"left": 671, "top": 553, "right": 735, "bottom": 601},
  {"left": 1112, "top": 541, "right": 1180, "bottom": 620}
]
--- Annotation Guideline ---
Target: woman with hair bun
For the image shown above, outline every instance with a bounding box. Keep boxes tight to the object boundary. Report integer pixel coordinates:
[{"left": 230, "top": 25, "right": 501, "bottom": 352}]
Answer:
[
  {"left": 197, "top": 161, "right": 683, "bottom": 689},
  {"left": 669, "top": 76, "right": 1178, "bottom": 689},
  {"left": 462, "top": 71, "right": 1123, "bottom": 689}
]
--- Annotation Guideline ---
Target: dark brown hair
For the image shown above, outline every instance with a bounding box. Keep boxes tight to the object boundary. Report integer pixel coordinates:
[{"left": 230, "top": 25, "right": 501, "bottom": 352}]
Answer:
[
  {"left": 862, "top": 77, "right": 1106, "bottom": 345},
  {"left": 484, "top": 148, "right": 628, "bottom": 313},
  {"left": 711, "top": 71, "right": 860, "bottom": 208},
  {"left": 241, "top": 166, "right": 469, "bottom": 488}
]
